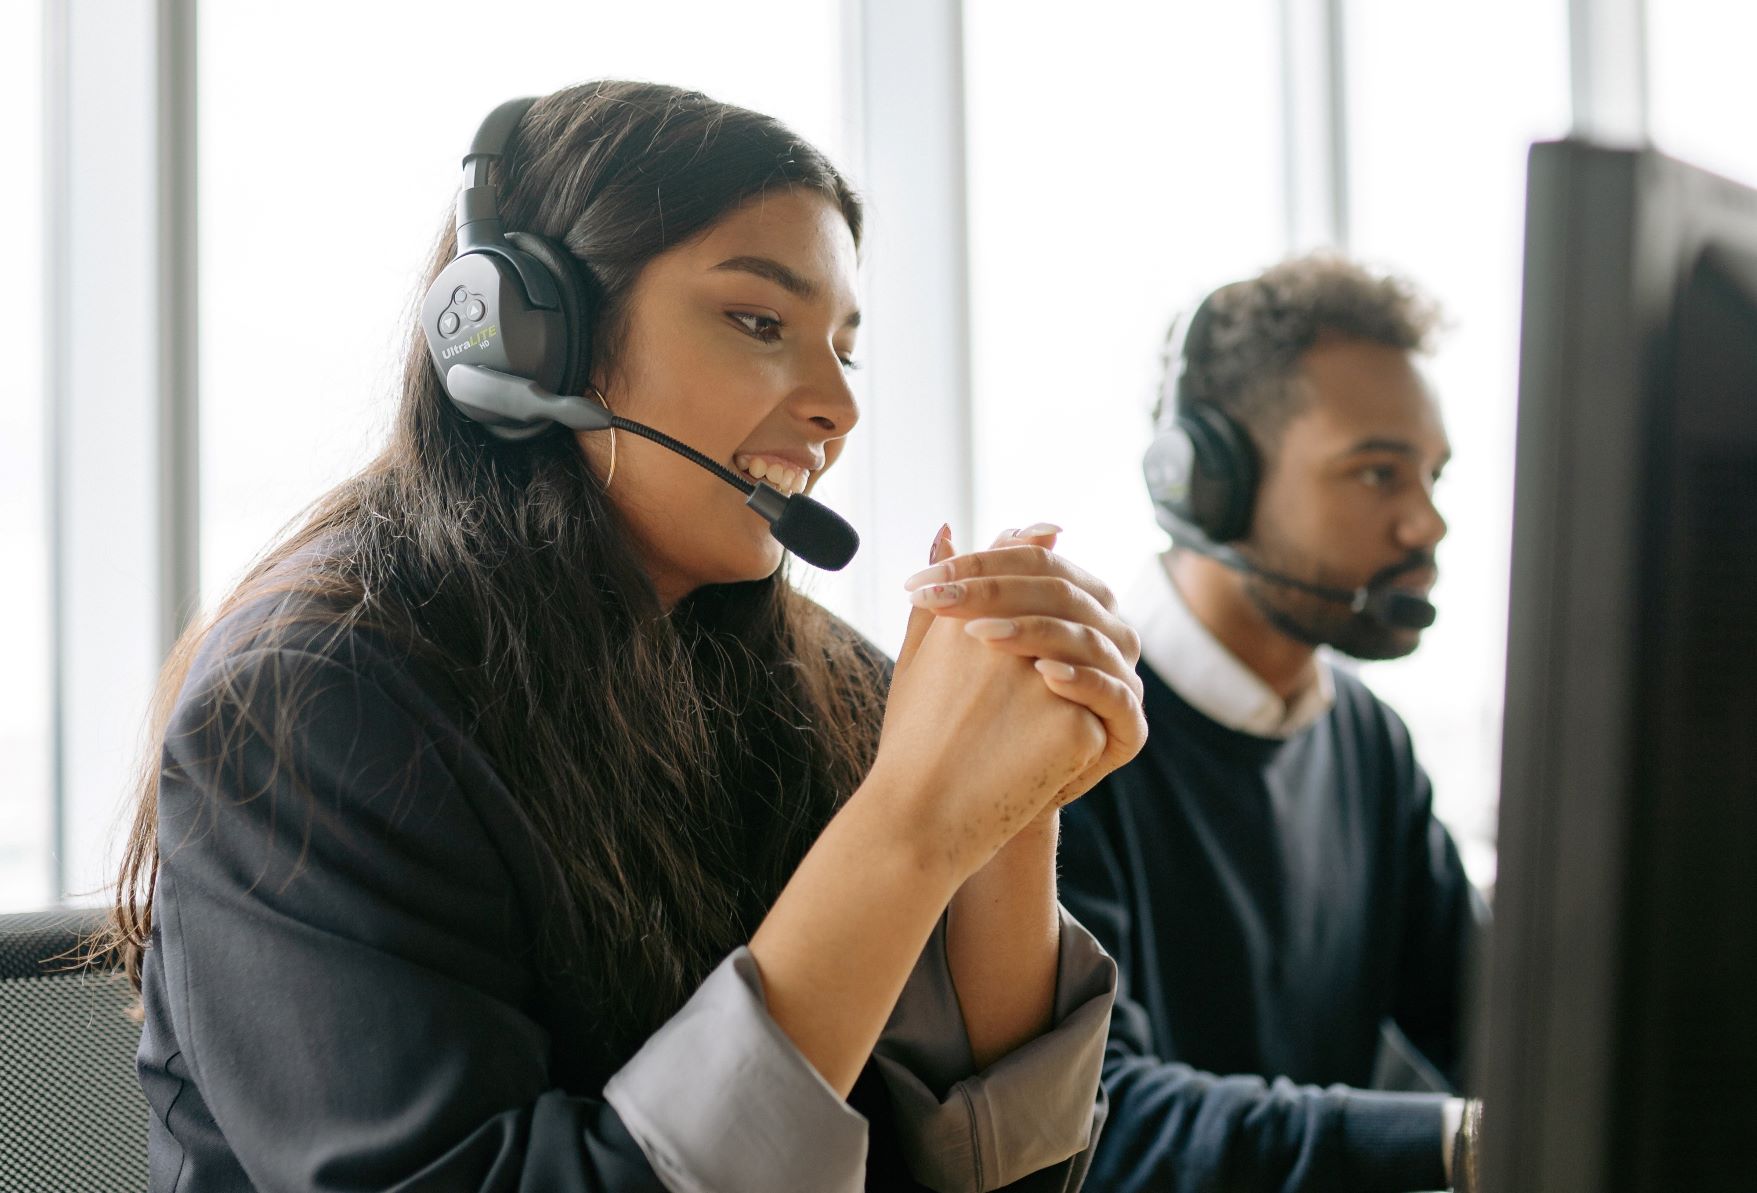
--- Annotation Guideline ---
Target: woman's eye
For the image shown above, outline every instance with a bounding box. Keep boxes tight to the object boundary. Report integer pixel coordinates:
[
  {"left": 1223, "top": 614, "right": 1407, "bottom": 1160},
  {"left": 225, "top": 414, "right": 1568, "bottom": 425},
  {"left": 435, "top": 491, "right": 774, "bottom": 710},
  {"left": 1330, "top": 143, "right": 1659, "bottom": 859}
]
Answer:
[
  {"left": 730, "top": 312, "right": 782, "bottom": 342},
  {"left": 1359, "top": 464, "right": 1398, "bottom": 488},
  {"left": 730, "top": 311, "right": 859, "bottom": 370}
]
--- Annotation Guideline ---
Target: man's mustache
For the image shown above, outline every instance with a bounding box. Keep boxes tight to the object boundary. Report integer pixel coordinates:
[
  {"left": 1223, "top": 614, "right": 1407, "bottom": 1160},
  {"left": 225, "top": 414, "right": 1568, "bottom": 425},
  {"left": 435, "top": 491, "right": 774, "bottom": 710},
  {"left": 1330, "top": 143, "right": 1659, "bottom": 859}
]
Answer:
[{"left": 1370, "top": 552, "right": 1437, "bottom": 589}]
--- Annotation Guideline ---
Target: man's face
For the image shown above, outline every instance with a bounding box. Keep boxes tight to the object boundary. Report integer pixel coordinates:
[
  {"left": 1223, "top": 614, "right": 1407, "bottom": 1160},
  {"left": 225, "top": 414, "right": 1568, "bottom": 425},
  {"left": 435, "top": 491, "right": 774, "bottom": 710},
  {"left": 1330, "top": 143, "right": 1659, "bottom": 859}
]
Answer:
[{"left": 1242, "top": 337, "right": 1451, "bottom": 660}]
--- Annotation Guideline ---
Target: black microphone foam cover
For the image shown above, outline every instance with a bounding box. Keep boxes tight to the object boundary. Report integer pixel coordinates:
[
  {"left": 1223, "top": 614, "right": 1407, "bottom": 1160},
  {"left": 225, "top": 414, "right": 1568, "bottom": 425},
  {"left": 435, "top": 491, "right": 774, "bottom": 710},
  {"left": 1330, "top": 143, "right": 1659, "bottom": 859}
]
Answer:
[
  {"left": 770, "top": 494, "right": 860, "bottom": 572},
  {"left": 1368, "top": 588, "right": 1438, "bottom": 630}
]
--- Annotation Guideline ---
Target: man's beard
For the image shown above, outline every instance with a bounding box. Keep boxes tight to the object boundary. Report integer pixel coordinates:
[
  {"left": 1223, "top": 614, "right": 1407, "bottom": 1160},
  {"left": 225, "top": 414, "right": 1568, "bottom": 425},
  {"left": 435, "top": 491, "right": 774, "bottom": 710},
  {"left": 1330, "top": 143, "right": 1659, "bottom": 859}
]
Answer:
[{"left": 1237, "top": 536, "right": 1436, "bottom": 661}]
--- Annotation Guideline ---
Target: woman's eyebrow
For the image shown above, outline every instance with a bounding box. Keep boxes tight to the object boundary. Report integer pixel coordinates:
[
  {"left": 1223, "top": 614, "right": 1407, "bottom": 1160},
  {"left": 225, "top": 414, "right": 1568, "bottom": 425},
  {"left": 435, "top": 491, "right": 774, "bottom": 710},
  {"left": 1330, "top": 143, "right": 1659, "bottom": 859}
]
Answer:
[
  {"left": 711, "top": 255, "right": 819, "bottom": 299},
  {"left": 710, "top": 255, "right": 861, "bottom": 327}
]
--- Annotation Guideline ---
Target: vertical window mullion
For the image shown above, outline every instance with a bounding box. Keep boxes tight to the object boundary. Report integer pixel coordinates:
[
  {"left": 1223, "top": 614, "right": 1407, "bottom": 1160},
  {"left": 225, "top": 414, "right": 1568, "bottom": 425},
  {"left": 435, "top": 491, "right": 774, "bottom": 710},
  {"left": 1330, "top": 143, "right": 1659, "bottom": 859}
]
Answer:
[
  {"left": 1279, "top": 0, "right": 1350, "bottom": 251},
  {"left": 1571, "top": 0, "right": 1649, "bottom": 142},
  {"left": 156, "top": 0, "right": 201, "bottom": 660},
  {"left": 838, "top": 0, "right": 975, "bottom": 650},
  {"left": 49, "top": 0, "right": 181, "bottom": 905}
]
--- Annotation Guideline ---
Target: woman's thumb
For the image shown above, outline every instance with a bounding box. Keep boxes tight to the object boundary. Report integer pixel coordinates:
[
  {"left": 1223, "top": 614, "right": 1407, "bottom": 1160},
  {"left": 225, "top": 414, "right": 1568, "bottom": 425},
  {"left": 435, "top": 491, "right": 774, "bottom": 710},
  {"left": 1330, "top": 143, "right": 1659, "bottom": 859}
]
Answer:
[{"left": 894, "top": 523, "right": 953, "bottom": 675}]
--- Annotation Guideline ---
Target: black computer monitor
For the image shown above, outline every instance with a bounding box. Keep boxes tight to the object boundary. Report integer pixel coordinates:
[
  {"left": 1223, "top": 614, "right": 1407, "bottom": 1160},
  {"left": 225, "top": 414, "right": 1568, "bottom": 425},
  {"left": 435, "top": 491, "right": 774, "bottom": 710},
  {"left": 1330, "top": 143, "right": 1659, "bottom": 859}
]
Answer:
[{"left": 1479, "top": 139, "right": 1757, "bottom": 1191}]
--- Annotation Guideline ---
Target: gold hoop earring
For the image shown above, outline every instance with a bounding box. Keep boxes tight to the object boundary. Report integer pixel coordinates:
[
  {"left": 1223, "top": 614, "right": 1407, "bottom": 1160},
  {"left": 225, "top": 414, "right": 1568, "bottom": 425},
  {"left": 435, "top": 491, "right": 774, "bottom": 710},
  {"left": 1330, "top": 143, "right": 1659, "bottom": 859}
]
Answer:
[{"left": 589, "top": 386, "right": 617, "bottom": 488}]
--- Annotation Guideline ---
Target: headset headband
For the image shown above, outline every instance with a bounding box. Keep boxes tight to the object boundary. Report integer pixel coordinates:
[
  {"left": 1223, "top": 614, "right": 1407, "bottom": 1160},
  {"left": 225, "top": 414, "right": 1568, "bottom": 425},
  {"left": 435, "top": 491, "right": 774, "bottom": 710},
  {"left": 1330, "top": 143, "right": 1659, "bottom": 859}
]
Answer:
[
  {"left": 456, "top": 97, "right": 538, "bottom": 252},
  {"left": 1144, "top": 280, "right": 1261, "bottom": 545},
  {"left": 1157, "top": 287, "right": 1225, "bottom": 425},
  {"left": 445, "top": 96, "right": 563, "bottom": 312}
]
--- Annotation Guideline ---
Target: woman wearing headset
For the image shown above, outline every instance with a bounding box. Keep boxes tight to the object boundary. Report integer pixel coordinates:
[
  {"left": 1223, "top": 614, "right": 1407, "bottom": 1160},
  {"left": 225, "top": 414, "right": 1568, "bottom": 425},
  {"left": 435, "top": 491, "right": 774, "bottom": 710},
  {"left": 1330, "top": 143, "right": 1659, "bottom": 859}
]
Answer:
[{"left": 110, "top": 81, "right": 1145, "bottom": 1192}]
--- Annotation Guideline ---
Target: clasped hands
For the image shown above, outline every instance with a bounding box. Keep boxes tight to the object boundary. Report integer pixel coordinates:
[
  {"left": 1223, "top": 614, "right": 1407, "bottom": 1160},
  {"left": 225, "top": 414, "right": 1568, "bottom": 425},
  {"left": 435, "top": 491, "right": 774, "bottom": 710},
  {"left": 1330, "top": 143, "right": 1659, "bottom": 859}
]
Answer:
[{"left": 877, "top": 522, "right": 1147, "bottom": 879}]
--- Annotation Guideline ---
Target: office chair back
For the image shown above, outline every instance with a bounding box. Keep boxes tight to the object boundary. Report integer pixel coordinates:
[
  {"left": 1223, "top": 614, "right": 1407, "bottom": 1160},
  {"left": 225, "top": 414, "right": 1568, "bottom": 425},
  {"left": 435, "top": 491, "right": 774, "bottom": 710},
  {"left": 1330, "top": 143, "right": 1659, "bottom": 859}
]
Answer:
[{"left": 0, "top": 907, "right": 150, "bottom": 1192}]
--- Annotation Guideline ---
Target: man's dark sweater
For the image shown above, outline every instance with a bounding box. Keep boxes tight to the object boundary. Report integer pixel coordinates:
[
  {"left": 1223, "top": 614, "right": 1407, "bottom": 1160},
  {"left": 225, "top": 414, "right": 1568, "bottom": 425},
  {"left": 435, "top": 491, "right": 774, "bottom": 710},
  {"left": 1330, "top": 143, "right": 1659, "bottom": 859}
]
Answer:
[{"left": 1060, "top": 659, "right": 1483, "bottom": 1192}]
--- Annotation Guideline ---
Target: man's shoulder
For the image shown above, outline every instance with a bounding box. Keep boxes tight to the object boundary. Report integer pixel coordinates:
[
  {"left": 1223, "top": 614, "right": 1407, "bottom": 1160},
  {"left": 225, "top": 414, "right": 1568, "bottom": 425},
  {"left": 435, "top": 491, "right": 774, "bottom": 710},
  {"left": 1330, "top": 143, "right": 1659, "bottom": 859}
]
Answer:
[
  {"left": 1317, "top": 666, "right": 1431, "bottom": 808},
  {"left": 1134, "top": 657, "right": 1220, "bottom": 732},
  {"left": 1325, "top": 665, "right": 1413, "bottom": 739}
]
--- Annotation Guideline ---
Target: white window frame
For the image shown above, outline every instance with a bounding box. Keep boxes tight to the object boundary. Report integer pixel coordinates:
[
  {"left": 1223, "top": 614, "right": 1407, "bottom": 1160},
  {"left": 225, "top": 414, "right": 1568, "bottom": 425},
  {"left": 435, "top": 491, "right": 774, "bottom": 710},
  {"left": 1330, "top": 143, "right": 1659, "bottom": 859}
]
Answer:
[
  {"left": 47, "top": 0, "right": 198, "bottom": 905},
  {"left": 836, "top": 0, "right": 975, "bottom": 645}
]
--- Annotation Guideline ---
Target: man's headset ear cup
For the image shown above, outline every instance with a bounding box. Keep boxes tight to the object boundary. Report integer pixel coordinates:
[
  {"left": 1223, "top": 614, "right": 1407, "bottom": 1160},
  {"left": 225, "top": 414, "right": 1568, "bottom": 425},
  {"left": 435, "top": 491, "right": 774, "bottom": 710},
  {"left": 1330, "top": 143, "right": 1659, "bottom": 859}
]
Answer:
[
  {"left": 506, "top": 231, "right": 595, "bottom": 398},
  {"left": 1148, "top": 286, "right": 1261, "bottom": 545},
  {"left": 1180, "top": 404, "right": 1261, "bottom": 544}
]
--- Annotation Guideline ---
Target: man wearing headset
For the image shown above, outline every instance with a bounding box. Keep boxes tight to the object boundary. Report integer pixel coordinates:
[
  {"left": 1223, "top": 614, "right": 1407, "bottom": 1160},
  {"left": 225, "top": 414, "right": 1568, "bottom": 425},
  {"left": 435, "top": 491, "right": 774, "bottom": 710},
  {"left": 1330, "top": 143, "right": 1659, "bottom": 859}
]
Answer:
[{"left": 1059, "top": 255, "right": 1488, "bottom": 1192}]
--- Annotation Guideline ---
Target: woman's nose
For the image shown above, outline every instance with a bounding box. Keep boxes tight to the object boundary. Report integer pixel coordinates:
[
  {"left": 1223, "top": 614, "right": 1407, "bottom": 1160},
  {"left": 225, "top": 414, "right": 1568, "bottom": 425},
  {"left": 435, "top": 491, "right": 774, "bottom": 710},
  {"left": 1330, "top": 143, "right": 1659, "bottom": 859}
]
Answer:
[{"left": 795, "top": 350, "right": 860, "bottom": 435}]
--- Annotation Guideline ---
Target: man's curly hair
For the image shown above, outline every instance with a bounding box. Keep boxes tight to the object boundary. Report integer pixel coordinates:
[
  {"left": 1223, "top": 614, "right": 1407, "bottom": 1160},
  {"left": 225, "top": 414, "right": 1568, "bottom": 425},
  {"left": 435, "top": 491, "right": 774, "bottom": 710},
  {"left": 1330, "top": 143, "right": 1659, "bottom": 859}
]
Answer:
[{"left": 1157, "top": 253, "right": 1442, "bottom": 454}]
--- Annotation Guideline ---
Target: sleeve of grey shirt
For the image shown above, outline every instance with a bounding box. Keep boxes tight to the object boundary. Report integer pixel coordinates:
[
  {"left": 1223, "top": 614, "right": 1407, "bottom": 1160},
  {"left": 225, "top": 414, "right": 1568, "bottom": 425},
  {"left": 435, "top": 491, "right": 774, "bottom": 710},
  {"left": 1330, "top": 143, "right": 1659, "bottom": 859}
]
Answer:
[
  {"left": 601, "top": 947, "right": 870, "bottom": 1193},
  {"left": 872, "top": 904, "right": 1118, "bottom": 1193},
  {"left": 601, "top": 906, "right": 1116, "bottom": 1193}
]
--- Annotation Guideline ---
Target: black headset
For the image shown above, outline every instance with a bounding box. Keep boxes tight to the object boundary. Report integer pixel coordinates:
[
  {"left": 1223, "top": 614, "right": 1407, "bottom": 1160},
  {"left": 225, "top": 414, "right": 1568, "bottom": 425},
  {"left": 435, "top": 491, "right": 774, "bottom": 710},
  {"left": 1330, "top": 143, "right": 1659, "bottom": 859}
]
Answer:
[
  {"left": 420, "top": 97, "right": 600, "bottom": 441},
  {"left": 1141, "top": 287, "right": 1262, "bottom": 545},
  {"left": 412, "top": 96, "right": 863, "bottom": 570},
  {"left": 1140, "top": 284, "right": 1440, "bottom": 630}
]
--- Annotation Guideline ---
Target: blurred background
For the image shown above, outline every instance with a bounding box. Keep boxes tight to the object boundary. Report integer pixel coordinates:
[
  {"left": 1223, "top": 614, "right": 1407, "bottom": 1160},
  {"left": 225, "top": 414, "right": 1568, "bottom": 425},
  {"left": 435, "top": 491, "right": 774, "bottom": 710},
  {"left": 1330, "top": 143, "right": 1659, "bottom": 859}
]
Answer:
[{"left": 2, "top": 0, "right": 1751, "bottom": 912}]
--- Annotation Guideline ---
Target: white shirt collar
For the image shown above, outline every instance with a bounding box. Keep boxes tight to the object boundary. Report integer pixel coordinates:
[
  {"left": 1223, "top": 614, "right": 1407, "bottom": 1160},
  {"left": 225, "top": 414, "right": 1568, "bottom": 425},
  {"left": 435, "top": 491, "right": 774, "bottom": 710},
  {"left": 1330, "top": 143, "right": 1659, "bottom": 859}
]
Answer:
[{"left": 1122, "top": 552, "right": 1336, "bottom": 739}]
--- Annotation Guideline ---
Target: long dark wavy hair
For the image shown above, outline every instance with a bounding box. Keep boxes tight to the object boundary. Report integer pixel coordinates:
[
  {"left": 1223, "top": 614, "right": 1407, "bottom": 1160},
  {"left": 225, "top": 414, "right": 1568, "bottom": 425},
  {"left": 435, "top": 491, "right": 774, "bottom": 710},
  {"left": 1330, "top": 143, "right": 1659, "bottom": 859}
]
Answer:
[{"left": 105, "top": 81, "right": 886, "bottom": 1073}]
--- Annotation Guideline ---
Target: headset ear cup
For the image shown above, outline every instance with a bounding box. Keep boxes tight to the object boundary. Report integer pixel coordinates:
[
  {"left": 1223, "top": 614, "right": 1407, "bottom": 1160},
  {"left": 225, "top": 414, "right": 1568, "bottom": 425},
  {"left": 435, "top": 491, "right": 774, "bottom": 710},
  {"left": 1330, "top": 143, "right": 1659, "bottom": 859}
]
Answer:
[
  {"left": 506, "top": 231, "right": 594, "bottom": 398},
  {"left": 1182, "top": 405, "right": 1261, "bottom": 543}
]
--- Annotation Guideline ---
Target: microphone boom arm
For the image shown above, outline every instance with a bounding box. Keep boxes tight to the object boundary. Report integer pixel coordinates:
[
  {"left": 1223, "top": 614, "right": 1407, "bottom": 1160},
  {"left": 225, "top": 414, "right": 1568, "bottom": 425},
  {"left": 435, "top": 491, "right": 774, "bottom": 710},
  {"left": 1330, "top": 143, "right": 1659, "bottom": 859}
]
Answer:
[{"left": 443, "top": 364, "right": 859, "bottom": 570}]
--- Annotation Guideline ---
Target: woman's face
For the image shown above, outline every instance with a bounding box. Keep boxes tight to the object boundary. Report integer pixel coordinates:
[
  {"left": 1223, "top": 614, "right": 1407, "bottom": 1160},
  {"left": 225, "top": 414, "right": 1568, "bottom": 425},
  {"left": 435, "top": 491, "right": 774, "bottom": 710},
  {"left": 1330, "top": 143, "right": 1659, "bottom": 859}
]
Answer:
[{"left": 583, "top": 188, "right": 861, "bottom": 608}]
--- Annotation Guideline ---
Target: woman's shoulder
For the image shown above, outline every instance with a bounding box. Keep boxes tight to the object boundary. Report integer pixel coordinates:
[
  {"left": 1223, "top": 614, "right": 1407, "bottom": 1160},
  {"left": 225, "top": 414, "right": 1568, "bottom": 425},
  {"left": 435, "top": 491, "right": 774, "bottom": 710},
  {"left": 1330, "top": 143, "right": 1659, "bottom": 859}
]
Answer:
[
  {"left": 791, "top": 593, "right": 893, "bottom": 676},
  {"left": 178, "top": 543, "right": 458, "bottom": 732},
  {"left": 158, "top": 545, "right": 517, "bottom": 882},
  {"left": 784, "top": 596, "right": 895, "bottom": 720}
]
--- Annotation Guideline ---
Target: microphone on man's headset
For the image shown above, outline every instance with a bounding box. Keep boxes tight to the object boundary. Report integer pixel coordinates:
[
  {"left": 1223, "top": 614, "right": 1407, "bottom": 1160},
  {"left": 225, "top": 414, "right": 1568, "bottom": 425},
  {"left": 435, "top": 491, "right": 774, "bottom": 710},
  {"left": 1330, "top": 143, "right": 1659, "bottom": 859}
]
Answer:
[
  {"left": 1187, "top": 537, "right": 1438, "bottom": 631},
  {"left": 447, "top": 365, "right": 860, "bottom": 571}
]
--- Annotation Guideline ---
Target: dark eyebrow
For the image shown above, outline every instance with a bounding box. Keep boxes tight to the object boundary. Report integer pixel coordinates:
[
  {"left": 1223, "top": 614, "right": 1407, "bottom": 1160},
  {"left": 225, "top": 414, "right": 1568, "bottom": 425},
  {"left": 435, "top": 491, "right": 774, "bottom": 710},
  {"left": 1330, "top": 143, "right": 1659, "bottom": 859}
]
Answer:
[
  {"left": 1337, "top": 437, "right": 1452, "bottom": 469},
  {"left": 711, "top": 255, "right": 861, "bottom": 327},
  {"left": 1339, "top": 437, "right": 1418, "bottom": 458},
  {"left": 712, "top": 256, "right": 818, "bottom": 299}
]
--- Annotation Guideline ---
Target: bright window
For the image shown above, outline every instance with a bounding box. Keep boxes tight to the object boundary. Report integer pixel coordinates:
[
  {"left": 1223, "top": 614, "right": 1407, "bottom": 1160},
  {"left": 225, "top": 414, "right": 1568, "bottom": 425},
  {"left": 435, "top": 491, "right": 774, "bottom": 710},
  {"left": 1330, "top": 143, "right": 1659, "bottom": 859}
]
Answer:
[
  {"left": 1343, "top": 0, "right": 1571, "bottom": 886},
  {"left": 0, "top": 2, "right": 50, "bottom": 912},
  {"left": 964, "top": 0, "right": 1286, "bottom": 589},
  {"left": 1648, "top": 0, "right": 1757, "bottom": 187},
  {"left": 198, "top": 1, "right": 848, "bottom": 606}
]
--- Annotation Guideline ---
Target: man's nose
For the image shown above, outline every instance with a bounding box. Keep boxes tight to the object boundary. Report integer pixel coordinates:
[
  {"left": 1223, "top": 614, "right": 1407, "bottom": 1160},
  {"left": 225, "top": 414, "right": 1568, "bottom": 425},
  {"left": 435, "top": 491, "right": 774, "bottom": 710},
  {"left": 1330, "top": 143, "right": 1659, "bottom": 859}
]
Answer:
[{"left": 1399, "top": 485, "right": 1448, "bottom": 550}]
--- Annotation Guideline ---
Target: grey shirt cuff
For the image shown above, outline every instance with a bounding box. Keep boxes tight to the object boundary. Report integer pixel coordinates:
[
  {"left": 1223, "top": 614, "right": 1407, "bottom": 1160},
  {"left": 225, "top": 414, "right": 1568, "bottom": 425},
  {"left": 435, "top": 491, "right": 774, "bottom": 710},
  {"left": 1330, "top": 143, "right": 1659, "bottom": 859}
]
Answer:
[
  {"left": 602, "top": 947, "right": 869, "bottom": 1193},
  {"left": 872, "top": 904, "right": 1118, "bottom": 1192}
]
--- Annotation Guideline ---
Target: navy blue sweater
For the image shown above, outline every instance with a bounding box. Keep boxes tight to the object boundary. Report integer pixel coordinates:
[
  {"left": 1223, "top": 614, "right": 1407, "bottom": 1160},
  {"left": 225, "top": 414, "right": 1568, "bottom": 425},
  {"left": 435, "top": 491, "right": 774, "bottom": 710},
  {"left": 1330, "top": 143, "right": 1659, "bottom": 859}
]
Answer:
[{"left": 1060, "top": 661, "right": 1483, "bottom": 1192}]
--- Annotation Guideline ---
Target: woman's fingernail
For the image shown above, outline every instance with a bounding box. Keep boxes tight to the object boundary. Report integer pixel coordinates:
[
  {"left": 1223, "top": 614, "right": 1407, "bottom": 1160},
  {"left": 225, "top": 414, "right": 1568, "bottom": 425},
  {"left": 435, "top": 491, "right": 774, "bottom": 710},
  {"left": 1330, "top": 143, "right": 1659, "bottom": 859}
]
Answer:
[
  {"left": 963, "top": 618, "right": 1017, "bottom": 641},
  {"left": 908, "top": 582, "right": 965, "bottom": 609},
  {"left": 929, "top": 522, "right": 952, "bottom": 564},
  {"left": 903, "top": 563, "right": 952, "bottom": 592},
  {"left": 1035, "top": 659, "right": 1078, "bottom": 682},
  {"left": 1018, "top": 521, "right": 1063, "bottom": 538}
]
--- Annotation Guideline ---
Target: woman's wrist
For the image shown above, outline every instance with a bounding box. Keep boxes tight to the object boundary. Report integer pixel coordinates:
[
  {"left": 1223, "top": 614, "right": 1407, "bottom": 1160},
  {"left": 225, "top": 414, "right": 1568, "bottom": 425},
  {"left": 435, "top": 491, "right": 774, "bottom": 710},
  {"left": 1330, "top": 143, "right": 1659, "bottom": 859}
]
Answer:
[
  {"left": 855, "top": 753, "right": 1044, "bottom": 887},
  {"left": 846, "top": 760, "right": 979, "bottom": 893},
  {"left": 946, "top": 807, "right": 1061, "bottom": 1068},
  {"left": 963, "top": 806, "right": 1059, "bottom": 886},
  {"left": 949, "top": 806, "right": 1061, "bottom": 964},
  {"left": 749, "top": 773, "right": 972, "bottom": 1097}
]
